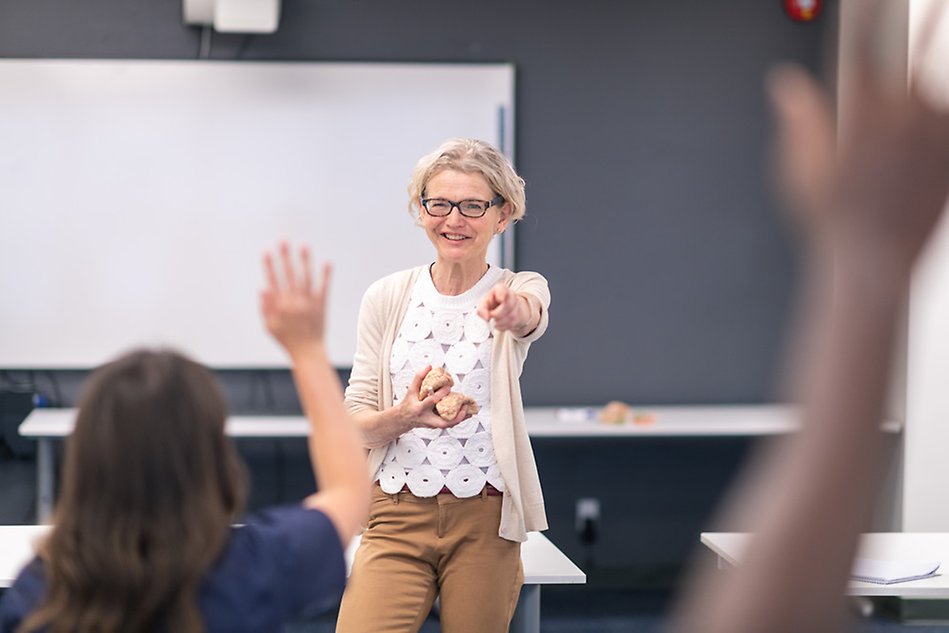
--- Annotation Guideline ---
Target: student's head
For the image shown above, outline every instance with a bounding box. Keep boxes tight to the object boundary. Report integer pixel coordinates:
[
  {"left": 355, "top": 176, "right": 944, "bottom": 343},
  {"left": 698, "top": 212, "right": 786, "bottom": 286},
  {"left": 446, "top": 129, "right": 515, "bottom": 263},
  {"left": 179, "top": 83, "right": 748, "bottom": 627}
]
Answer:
[
  {"left": 407, "top": 138, "right": 527, "bottom": 223},
  {"left": 24, "top": 349, "right": 246, "bottom": 633}
]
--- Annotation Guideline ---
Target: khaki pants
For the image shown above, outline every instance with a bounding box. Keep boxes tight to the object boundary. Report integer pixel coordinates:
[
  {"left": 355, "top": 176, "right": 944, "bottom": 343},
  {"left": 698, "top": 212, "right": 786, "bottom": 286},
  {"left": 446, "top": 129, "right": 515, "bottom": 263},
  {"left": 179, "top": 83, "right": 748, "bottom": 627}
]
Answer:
[{"left": 335, "top": 485, "right": 523, "bottom": 633}]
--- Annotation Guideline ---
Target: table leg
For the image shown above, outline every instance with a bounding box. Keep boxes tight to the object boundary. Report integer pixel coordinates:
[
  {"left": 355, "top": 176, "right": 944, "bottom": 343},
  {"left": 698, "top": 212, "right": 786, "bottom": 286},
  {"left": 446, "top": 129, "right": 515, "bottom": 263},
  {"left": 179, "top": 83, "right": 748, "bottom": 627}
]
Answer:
[
  {"left": 509, "top": 584, "right": 540, "bottom": 633},
  {"left": 37, "top": 438, "right": 54, "bottom": 522}
]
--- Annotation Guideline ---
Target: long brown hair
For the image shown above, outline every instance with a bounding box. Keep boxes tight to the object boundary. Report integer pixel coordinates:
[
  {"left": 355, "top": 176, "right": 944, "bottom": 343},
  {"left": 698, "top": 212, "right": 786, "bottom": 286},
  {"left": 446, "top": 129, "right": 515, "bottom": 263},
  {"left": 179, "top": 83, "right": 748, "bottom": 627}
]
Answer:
[{"left": 20, "top": 349, "right": 247, "bottom": 633}]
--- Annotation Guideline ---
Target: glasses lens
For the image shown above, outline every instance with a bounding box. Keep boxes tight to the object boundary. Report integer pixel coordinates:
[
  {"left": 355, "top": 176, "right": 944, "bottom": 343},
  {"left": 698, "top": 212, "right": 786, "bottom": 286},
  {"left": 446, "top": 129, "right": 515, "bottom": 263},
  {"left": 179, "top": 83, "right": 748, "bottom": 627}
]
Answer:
[
  {"left": 425, "top": 199, "right": 452, "bottom": 215},
  {"left": 459, "top": 200, "right": 488, "bottom": 217}
]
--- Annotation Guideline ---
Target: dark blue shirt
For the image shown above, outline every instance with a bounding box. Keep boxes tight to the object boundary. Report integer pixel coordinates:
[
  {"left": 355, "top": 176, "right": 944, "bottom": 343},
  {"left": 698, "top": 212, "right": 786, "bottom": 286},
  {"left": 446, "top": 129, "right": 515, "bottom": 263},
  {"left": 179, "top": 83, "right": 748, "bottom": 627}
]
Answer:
[{"left": 0, "top": 505, "right": 345, "bottom": 633}]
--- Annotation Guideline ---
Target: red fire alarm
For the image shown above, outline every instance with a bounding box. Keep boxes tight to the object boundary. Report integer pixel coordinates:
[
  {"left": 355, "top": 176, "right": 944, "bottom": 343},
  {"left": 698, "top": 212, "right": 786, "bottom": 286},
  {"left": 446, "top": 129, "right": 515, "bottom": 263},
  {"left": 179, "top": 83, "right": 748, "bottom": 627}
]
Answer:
[{"left": 784, "top": 0, "right": 823, "bottom": 22}]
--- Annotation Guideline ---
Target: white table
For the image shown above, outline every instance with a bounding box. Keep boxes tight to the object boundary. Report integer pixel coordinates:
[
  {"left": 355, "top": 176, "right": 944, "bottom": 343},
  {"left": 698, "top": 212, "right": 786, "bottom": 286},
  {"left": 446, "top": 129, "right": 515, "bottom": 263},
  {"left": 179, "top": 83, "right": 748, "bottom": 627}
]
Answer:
[
  {"left": 525, "top": 405, "right": 902, "bottom": 437},
  {"left": 701, "top": 532, "right": 949, "bottom": 598},
  {"left": 527, "top": 404, "right": 803, "bottom": 437},
  {"left": 0, "top": 526, "right": 583, "bottom": 633},
  {"left": 20, "top": 406, "right": 902, "bottom": 522},
  {"left": 20, "top": 409, "right": 324, "bottom": 521}
]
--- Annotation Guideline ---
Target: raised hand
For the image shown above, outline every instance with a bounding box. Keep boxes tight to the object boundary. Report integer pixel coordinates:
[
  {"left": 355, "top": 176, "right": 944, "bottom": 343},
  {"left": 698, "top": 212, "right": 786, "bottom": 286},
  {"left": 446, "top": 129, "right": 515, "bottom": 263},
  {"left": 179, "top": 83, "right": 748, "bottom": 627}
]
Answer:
[
  {"left": 767, "top": 4, "right": 949, "bottom": 274},
  {"left": 672, "top": 6, "right": 949, "bottom": 633},
  {"left": 260, "top": 241, "right": 332, "bottom": 356}
]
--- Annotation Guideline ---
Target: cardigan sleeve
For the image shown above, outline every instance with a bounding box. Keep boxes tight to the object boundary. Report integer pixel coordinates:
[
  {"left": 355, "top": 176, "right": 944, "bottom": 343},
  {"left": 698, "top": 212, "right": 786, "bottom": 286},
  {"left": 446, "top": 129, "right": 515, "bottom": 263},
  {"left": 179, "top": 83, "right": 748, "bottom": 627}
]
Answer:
[
  {"left": 344, "top": 279, "right": 386, "bottom": 414},
  {"left": 508, "top": 271, "right": 550, "bottom": 344}
]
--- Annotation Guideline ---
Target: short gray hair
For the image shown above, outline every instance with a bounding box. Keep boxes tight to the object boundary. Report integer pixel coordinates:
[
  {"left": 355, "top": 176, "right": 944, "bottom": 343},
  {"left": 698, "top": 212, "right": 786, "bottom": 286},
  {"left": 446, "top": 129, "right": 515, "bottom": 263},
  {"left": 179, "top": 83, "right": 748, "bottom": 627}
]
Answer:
[{"left": 407, "top": 138, "right": 526, "bottom": 222}]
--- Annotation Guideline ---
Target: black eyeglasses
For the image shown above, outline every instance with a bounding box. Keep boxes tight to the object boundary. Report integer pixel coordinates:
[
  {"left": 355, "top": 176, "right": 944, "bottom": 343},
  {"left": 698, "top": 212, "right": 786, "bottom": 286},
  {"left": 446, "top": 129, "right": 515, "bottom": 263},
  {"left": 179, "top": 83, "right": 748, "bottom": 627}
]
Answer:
[{"left": 420, "top": 195, "right": 504, "bottom": 219}]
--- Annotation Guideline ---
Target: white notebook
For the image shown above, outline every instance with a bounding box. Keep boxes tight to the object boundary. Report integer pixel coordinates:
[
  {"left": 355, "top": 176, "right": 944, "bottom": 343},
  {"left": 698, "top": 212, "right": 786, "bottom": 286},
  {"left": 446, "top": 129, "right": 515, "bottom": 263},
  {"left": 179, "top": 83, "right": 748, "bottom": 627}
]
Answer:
[{"left": 851, "top": 558, "right": 941, "bottom": 585}]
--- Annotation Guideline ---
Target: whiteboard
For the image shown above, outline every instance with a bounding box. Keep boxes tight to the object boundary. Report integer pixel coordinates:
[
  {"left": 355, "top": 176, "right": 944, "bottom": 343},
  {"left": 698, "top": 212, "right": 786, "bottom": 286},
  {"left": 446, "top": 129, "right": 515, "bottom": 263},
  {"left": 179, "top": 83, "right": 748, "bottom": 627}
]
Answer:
[{"left": 0, "top": 60, "right": 514, "bottom": 368}]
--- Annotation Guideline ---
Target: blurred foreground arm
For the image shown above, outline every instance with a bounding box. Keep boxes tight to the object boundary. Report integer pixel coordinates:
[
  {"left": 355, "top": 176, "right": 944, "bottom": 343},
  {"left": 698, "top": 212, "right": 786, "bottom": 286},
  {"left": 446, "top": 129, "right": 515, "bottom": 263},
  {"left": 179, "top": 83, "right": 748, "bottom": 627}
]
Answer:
[
  {"left": 261, "top": 242, "right": 371, "bottom": 545},
  {"left": 672, "top": 6, "right": 949, "bottom": 633}
]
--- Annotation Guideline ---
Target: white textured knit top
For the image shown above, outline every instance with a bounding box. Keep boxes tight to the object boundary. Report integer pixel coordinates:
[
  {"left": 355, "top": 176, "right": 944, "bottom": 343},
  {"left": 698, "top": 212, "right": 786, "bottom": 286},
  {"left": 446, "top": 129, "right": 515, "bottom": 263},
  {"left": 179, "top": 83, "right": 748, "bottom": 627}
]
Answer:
[{"left": 375, "top": 265, "right": 504, "bottom": 498}]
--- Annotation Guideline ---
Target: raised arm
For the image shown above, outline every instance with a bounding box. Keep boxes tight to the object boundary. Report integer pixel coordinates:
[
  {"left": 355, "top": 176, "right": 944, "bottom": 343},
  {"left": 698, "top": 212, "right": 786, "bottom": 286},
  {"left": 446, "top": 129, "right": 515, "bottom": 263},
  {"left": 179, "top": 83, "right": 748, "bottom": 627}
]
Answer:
[
  {"left": 673, "top": 4, "right": 949, "bottom": 632},
  {"left": 260, "top": 242, "right": 371, "bottom": 545}
]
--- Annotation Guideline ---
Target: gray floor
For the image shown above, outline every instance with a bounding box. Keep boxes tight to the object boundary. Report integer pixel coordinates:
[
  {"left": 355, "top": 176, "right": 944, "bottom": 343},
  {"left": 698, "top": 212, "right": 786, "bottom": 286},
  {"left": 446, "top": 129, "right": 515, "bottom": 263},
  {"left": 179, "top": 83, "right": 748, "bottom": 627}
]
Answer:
[{"left": 1, "top": 455, "right": 946, "bottom": 632}]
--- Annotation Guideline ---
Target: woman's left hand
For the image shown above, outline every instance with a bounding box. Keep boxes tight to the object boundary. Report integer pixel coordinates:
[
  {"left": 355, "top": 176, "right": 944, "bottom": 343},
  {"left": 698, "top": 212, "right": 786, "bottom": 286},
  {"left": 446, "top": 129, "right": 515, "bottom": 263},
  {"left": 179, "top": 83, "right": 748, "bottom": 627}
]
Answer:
[{"left": 477, "top": 283, "right": 536, "bottom": 335}]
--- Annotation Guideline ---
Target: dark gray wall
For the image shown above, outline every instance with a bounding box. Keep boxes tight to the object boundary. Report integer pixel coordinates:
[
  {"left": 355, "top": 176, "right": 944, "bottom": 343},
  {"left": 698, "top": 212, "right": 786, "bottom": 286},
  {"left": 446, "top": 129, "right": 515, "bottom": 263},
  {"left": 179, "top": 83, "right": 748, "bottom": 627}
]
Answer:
[
  {"left": 0, "top": 0, "right": 829, "bottom": 405},
  {"left": 0, "top": 0, "right": 833, "bottom": 579}
]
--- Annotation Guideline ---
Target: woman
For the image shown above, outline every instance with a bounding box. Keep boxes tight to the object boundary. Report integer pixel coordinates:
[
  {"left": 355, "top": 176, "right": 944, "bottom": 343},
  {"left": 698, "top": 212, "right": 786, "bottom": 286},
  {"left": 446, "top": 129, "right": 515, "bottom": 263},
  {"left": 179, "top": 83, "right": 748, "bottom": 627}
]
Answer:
[
  {"left": 337, "top": 138, "right": 550, "bottom": 632},
  {"left": 0, "top": 243, "right": 370, "bottom": 633}
]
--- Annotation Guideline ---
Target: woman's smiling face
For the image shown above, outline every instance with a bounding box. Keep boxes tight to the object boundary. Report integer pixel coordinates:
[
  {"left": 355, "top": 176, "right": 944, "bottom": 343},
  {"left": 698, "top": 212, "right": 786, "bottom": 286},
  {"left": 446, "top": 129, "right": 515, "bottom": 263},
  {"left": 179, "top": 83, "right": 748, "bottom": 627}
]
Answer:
[{"left": 418, "top": 169, "right": 509, "bottom": 267}]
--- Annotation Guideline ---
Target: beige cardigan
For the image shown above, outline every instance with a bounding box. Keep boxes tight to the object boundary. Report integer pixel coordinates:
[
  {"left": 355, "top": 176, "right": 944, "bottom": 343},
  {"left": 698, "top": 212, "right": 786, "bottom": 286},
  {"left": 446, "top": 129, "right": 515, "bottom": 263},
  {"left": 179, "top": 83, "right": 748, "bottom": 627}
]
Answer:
[{"left": 344, "top": 265, "right": 550, "bottom": 542}]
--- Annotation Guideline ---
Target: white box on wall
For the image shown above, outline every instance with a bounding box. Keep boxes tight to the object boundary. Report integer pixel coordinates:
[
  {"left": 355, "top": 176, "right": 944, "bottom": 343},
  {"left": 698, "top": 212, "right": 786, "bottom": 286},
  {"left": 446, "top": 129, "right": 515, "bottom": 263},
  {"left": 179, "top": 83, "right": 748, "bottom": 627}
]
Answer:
[{"left": 183, "top": 0, "right": 280, "bottom": 33}]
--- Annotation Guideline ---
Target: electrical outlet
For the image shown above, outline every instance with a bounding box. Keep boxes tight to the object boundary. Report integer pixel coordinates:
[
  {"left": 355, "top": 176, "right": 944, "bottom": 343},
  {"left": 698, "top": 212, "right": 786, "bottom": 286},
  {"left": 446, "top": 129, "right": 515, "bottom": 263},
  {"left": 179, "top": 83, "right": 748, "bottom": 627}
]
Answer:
[
  {"left": 576, "top": 497, "right": 600, "bottom": 546},
  {"left": 575, "top": 497, "right": 600, "bottom": 532}
]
